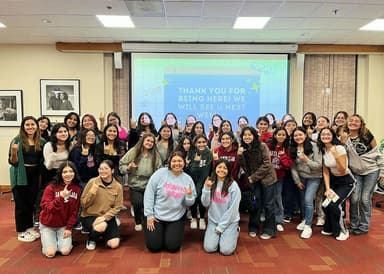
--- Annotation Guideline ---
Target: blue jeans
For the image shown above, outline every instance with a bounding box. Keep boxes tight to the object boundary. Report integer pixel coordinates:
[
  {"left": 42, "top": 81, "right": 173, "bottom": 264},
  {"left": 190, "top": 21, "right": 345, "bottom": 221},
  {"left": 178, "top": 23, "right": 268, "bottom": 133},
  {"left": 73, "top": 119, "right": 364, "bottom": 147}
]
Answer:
[
  {"left": 298, "top": 177, "right": 321, "bottom": 226},
  {"left": 350, "top": 170, "right": 379, "bottom": 232},
  {"left": 40, "top": 224, "right": 72, "bottom": 256},
  {"left": 274, "top": 179, "right": 284, "bottom": 224},
  {"left": 203, "top": 221, "right": 239, "bottom": 255}
]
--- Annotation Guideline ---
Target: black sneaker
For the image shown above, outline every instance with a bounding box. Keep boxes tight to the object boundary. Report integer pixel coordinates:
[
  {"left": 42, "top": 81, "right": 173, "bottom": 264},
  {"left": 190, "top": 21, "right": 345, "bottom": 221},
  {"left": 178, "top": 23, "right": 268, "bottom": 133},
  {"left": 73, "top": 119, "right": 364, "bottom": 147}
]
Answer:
[{"left": 73, "top": 223, "right": 82, "bottom": 231}]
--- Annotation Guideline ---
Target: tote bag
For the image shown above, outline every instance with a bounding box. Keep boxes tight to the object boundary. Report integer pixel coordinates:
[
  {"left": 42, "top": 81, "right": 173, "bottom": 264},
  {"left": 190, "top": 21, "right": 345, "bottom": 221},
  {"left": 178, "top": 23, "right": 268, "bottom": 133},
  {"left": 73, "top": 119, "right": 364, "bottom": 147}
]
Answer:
[{"left": 346, "top": 138, "right": 366, "bottom": 175}]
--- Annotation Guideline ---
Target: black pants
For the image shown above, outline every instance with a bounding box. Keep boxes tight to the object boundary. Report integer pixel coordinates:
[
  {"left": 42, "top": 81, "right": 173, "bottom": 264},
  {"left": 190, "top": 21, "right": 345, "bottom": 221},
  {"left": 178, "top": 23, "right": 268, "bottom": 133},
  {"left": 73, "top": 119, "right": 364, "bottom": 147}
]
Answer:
[
  {"left": 13, "top": 166, "right": 39, "bottom": 232},
  {"left": 81, "top": 216, "right": 120, "bottom": 242},
  {"left": 130, "top": 189, "right": 145, "bottom": 225},
  {"left": 323, "top": 173, "right": 356, "bottom": 237},
  {"left": 35, "top": 167, "right": 57, "bottom": 221},
  {"left": 244, "top": 182, "right": 276, "bottom": 236},
  {"left": 144, "top": 215, "right": 186, "bottom": 253}
]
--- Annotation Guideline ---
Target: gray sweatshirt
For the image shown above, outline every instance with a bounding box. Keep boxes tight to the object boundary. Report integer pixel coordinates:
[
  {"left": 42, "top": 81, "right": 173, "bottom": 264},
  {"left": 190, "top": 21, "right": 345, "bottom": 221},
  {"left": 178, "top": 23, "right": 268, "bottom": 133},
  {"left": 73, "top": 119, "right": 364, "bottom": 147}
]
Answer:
[{"left": 291, "top": 142, "right": 323, "bottom": 184}]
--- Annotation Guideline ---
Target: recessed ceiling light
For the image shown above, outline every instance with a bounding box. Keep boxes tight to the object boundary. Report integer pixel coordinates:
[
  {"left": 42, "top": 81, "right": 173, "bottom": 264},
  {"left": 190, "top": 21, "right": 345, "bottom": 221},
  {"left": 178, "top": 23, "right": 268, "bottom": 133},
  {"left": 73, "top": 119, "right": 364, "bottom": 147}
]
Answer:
[
  {"left": 96, "top": 15, "right": 135, "bottom": 28},
  {"left": 0, "top": 22, "right": 6, "bottom": 28},
  {"left": 360, "top": 19, "right": 384, "bottom": 31},
  {"left": 42, "top": 19, "right": 52, "bottom": 24},
  {"left": 233, "top": 17, "right": 270, "bottom": 29}
]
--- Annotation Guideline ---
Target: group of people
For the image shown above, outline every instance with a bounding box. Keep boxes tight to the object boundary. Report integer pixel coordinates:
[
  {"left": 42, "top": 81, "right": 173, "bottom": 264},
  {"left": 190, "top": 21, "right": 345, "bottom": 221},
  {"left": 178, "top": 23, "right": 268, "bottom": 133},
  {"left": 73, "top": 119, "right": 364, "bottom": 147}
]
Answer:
[
  {"left": 48, "top": 90, "right": 73, "bottom": 110},
  {"left": 8, "top": 109, "right": 384, "bottom": 258}
]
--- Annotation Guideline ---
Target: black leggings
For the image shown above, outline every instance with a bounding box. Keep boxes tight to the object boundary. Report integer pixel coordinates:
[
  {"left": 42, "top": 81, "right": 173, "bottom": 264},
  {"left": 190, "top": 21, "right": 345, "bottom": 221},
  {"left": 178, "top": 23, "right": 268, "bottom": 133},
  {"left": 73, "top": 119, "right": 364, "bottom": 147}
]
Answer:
[
  {"left": 130, "top": 189, "right": 145, "bottom": 225},
  {"left": 13, "top": 166, "right": 39, "bottom": 232},
  {"left": 144, "top": 215, "right": 186, "bottom": 253}
]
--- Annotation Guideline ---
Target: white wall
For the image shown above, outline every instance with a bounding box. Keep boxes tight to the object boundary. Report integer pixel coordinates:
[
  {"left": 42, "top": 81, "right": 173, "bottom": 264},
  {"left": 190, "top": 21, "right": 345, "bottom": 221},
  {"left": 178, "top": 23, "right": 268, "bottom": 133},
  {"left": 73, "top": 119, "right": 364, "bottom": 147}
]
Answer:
[{"left": 0, "top": 44, "right": 113, "bottom": 187}]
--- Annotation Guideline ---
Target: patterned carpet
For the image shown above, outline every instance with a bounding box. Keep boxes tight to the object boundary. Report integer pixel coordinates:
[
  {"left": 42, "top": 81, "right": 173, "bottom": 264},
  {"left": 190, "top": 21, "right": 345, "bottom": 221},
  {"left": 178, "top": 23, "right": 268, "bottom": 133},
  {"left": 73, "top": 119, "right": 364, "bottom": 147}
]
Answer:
[{"left": 0, "top": 191, "right": 384, "bottom": 274}]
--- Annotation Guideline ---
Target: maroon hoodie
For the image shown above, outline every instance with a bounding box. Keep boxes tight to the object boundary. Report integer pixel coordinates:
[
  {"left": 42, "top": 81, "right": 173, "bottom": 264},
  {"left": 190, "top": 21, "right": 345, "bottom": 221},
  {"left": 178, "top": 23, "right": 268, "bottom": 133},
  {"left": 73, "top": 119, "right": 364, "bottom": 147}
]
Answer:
[
  {"left": 213, "top": 143, "right": 240, "bottom": 181},
  {"left": 39, "top": 183, "right": 82, "bottom": 230},
  {"left": 267, "top": 143, "right": 293, "bottom": 179}
]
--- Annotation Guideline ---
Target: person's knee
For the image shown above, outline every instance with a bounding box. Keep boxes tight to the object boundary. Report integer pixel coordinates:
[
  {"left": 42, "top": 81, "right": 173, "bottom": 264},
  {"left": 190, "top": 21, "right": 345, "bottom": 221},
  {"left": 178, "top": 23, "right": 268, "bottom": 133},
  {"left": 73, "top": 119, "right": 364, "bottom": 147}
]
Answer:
[
  {"left": 203, "top": 243, "right": 217, "bottom": 253},
  {"left": 44, "top": 246, "right": 57, "bottom": 258},
  {"left": 60, "top": 247, "right": 72, "bottom": 256},
  {"left": 220, "top": 246, "right": 235, "bottom": 256},
  {"left": 164, "top": 241, "right": 182, "bottom": 253},
  {"left": 93, "top": 222, "right": 107, "bottom": 233},
  {"left": 146, "top": 243, "right": 162, "bottom": 253},
  {"left": 107, "top": 238, "right": 120, "bottom": 249}
]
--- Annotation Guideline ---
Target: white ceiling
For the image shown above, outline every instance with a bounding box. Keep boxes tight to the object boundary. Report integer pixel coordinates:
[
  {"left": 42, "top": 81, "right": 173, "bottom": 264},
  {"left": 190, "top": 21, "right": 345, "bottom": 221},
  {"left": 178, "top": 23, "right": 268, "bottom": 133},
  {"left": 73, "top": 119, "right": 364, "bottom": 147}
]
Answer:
[{"left": 0, "top": 0, "right": 384, "bottom": 45}]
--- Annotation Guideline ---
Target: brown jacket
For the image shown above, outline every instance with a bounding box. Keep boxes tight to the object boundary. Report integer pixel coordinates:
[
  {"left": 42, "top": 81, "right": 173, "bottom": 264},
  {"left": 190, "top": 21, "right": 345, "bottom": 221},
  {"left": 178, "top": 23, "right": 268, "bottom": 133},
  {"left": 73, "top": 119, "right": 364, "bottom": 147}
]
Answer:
[
  {"left": 238, "top": 142, "right": 277, "bottom": 187},
  {"left": 81, "top": 176, "right": 123, "bottom": 221}
]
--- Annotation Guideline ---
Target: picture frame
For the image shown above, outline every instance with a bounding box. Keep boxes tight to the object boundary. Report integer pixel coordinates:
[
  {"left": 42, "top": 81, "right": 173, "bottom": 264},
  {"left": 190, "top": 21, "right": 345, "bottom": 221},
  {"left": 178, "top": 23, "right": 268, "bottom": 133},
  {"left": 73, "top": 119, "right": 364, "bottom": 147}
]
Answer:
[
  {"left": 0, "top": 90, "right": 23, "bottom": 127},
  {"left": 40, "top": 79, "right": 80, "bottom": 116}
]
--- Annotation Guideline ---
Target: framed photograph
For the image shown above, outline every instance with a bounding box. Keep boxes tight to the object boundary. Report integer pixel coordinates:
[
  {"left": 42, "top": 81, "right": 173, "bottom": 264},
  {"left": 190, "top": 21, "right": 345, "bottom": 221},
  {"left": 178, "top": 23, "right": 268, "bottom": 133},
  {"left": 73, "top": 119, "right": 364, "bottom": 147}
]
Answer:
[
  {"left": 0, "top": 90, "right": 23, "bottom": 127},
  {"left": 40, "top": 79, "right": 80, "bottom": 116}
]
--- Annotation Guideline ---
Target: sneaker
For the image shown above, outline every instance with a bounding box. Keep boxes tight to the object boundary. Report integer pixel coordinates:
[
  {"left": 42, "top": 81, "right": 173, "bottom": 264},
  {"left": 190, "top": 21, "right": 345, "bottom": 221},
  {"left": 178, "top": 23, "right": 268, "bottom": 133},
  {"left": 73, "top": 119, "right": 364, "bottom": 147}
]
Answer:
[
  {"left": 248, "top": 232, "right": 257, "bottom": 238},
  {"left": 26, "top": 227, "right": 40, "bottom": 239},
  {"left": 351, "top": 228, "right": 367, "bottom": 236},
  {"left": 134, "top": 224, "right": 143, "bottom": 231},
  {"left": 336, "top": 230, "right": 349, "bottom": 241},
  {"left": 73, "top": 223, "right": 82, "bottom": 231},
  {"left": 316, "top": 217, "right": 325, "bottom": 226},
  {"left": 81, "top": 229, "right": 90, "bottom": 234},
  {"left": 283, "top": 216, "right": 292, "bottom": 223},
  {"left": 276, "top": 224, "right": 284, "bottom": 232},
  {"left": 86, "top": 240, "right": 96, "bottom": 250},
  {"left": 34, "top": 221, "right": 40, "bottom": 227},
  {"left": 199, "top": 219, "right": 206, "bottom": 230},
  {"left": 190, "top": 218, "right": 198, "bottom": 229},
  {"left": 296, "top": 220, "right": 306, "bottom": 231},
  {"left": 260, "top": 233, "right": 272, "bottom": 240},
  {"left": 300, "top": 225, "right": 312, "bottom": 239},
  {"left": 18, "top": 231, "right": 36, "bottom": 242},
  {"left": 321, "top": 230, "right": 333, "bottom": 236},
  {"left": 130, "top": 206, "right": 135, "bottom": 217}
]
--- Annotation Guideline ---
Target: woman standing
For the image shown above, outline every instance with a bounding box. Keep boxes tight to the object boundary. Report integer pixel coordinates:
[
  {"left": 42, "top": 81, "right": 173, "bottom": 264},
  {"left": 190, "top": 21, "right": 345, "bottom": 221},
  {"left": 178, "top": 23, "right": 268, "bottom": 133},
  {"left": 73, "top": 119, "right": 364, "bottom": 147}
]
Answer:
[
  {"left": 238, "top": 126, "right": 277, "bottom": 240},
  {"left": 268, "top": 128, "right": 292, "bottom": 232},
  {"left": 157, "top": 125, "right": 178, "bottom": 166},
  {"left": 301, "top": 112, "right": 317, "bottom": 137},
  {"left": 347, "top": 114, "right": 384, "bottom": 235},
  {"left": 39, "top": 162, "right": 82, "bottom": 257},
  {"left": 188, "top": 134, "right": 213, "bottom": 230},
  {"left": 95, "top": 124, "right": 126, "bottom": 182},
  {"left": 290, "top": 127, "right": 322, "bottom": 239},
  {"left": 143, "top": 151, "right": 196, "bottom": 252},
  {"left": 213, "top": 131, "right": 239, "bottom": 183},
  {"left": 80, "top": 114, "right": 103, "bottom": 143},
  {"left": 119, "top": 133, "right": 162, "bottom": 231},
  {"left": 163, "top": 112, "right": 182, "bottom": 141},
  {"left": 332, "top": 111, "right": 348, "bottom": 132},
  {"left": 318, "top": 127, "right": 356, "bottom": 240},
  {"left": 9, "top": 116, "right": 45, "bottom": 242},
  {"left": 64, "top": 112, "right": 80, "bottom": 146},
  {"left": 201, "top": 159, "right": 241, "bottom": 256},
  {"left": 37, "top": 116, "right": 51, "bottom": 142},
  {"left": 106, "top": 112, "right": 129, "bottom": 146},
  {"left": 256, "top": 116, "right": 273, "bottom": 144},
  {"left": 128, "top": 112, "right": 158, "bottom": 150},
  {"left": 81, "top": 160, "right": 123, "bottom": 250}
]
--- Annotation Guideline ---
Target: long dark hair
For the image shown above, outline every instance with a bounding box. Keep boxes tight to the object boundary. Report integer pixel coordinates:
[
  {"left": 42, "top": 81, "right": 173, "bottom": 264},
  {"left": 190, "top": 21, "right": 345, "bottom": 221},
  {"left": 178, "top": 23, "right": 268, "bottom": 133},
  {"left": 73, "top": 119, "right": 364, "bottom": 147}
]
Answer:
[
  {"left": 132, "top": 133, "right": 159, "bottom": 172},
  {"left": 270, "top": 127, "right": 290, "bottom": 151},
  {"left": 37, "top": 116, "right": 52, "bottom": 141},
  {"left": 64, "top": 112, "right": 80, "bottom": 131},
  {"left": 53, "top": 161, "right": 80, "bottom": 186},
  {"left": 290, "top": 127, "right": 314, "bottom": 160},
  {"left": 317, "top": 127, "right": 343, "bottom": 154},
  {"left": 158, "top": 124, "right": 176, "bottom": 159},
  {"left": 210, "top": 159, "right": 233, "bottom": 198},
  {"left": 301, "top": 112, "right": 317, "bottom": 130},
  {"left": 101, "top": 124, "right": 121, "bottom": 151},
  {"left": 75, "top": 128, "right": 96, "bottom": 154},
  {"left": 240, "top": 126, "right": 263, "bottom": 165},
  {"left": 19, "top": 116, "right": 42, "bottom": 151},
  {"left": 50, "top": 123, "right": 71, "bottom": 152},
  {"left": 191, "top": 121, "right": 206, "bottom": 140},
  {"left": 137, "top": 112, "right": 157, "bottom": 135}
]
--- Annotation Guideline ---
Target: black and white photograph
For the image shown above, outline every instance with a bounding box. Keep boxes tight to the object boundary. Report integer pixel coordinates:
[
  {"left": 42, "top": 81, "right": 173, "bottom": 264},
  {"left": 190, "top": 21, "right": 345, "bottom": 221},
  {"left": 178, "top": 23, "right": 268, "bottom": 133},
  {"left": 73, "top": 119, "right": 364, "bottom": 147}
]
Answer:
[
  {"left": 0, "top": 90, "right": 23, "bottom": 127},
  {"left": 40, "top": 79, "right": 80, "bottom": 116}
]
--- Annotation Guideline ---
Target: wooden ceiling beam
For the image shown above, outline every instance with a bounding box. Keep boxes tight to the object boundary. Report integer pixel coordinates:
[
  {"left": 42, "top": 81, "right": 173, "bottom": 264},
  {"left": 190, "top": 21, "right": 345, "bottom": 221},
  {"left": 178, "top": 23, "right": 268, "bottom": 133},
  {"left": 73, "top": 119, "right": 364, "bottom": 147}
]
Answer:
[
  {"left": 56, "top": 42, "right": 122, "bottom": 52},
  {"left": 298, "top": 44, "right": 384, "bottom": 53}
]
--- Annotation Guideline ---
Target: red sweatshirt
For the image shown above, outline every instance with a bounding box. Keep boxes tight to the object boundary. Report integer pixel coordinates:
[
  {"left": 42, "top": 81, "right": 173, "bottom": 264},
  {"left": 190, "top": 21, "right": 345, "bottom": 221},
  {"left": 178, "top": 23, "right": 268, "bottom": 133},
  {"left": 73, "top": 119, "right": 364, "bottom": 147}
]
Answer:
[
  {"left": 39, "top": 183, "right": 82, "bottom": 230},
  {"left": 268, "top": 144, "right": 293, "bottom": 179}
]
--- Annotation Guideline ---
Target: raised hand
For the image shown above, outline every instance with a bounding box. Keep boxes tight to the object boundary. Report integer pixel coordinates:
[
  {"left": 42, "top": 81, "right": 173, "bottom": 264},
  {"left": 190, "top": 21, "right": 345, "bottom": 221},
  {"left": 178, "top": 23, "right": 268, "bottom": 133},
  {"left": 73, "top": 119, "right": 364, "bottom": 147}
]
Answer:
[
  {"left": 11, "top": 142, "right": 19, "bottom": 153},
  {"left": 237, "top": 146, "right": 245, "bottom": 155},
  {"left": 60, "top": 184, "right": 70, "bottom": 199},
  {"left": 204, "top": 177, "right": 214, "bottom": 188}
]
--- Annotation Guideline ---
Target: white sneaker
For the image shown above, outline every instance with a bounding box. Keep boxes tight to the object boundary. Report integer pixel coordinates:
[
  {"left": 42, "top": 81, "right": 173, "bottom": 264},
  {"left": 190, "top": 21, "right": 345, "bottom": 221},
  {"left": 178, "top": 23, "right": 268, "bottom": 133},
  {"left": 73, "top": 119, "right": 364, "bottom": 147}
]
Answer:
[
  {"left": 130, "top": 206, "right": 135, "bottom": 217},
  {"left": 134, "top": 224, "right": 143, "bottom": 231},
  {"left": 336, "top": 230, "right": 349, "bottom": 241},
  {"left": 115, "top": 215, "right": 121, "bottom": 226},
  {"left": 300, "top": 225, "right": 312, "bottom": 239},
  {"left": 17, "top": 231, "right": 36, "bottom": 242},
  {"left": 260, "top": 233, "right": 272, "bottom": 240},
  {"left": 321, "top": 230, "right": 333, "bottom": 236},
  {"left": 296, "top": 220, "right": 306, "bottom": 231},
  {"left": 249, "top": 232, "right": 257, "bottom": 238},
  {"left": 26, "top": 227, "right": 40, "bottom": 239},
  {"left": 199, "top": 219, "right": 206, "bottom": 230},
  {"left": 316, "top": 217, "right": 325, "bottom": 226},
  {"left": 190, "top": 218, "right": 197, "bottom": 229},
  {"left": 86, "top": 240, "right": 96, "bottom": 250},
  {"left": 276, "top": 224, "right": 284, "bottom": 232}
]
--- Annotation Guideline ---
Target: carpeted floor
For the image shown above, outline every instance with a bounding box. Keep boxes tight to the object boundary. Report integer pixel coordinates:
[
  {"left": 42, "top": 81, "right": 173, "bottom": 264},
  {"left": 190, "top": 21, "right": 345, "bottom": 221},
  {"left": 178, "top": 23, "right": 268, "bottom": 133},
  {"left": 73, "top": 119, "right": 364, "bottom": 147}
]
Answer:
[{"left": 1, "top": 190, "right": 384, "bottom": 274}]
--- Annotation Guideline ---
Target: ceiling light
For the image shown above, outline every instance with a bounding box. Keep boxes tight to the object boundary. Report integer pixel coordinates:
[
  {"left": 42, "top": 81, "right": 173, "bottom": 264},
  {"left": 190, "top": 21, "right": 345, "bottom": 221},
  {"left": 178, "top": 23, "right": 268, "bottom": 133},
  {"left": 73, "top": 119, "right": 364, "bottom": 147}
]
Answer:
[
  {"left": 96, "top": 15, "right": 135, "bottom": 28},
  {"left": 0, "top": 22, "right": 6, "bottom": 28},
  {"left": 233, "top": 17, "right": 270, "bottom": 29},
  {"left": 360, "top": 19, "right": 384, "bottom": 31}
]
